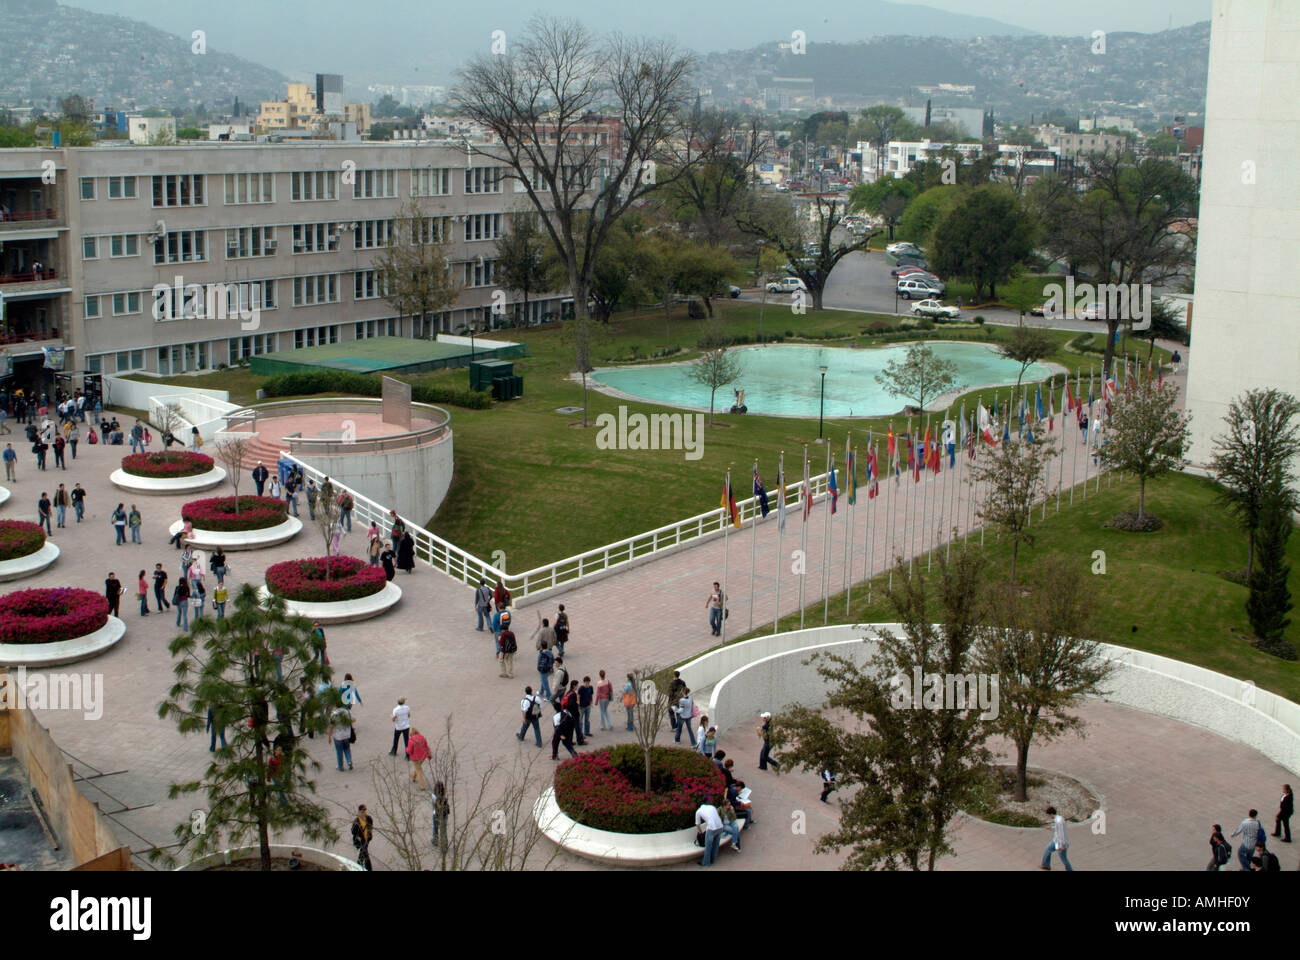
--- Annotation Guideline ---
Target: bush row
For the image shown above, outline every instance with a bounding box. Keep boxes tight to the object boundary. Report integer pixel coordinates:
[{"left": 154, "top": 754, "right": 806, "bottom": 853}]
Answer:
[
  {"left": 260, "top": 370, "right": 492, "bottom": 410},
  {"left": 182, "top": 496, "right": 288, "bottom": 532},
  {"left": 0, "top": 588, "right": 110, "bottom": 645},
  {"left": 264, "top": 556, "right": 388, "bottom": 603},
  {"left": 120, "top": 451, "right": 215, "bottom": 478}
]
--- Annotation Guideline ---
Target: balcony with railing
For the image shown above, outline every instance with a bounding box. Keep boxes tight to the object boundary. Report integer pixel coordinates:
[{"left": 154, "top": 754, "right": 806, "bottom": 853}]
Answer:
[
  {"left": 0, "top": 207, "right": 58, "bottom": 227},
  {"left": 0, "top": 266, "right": 60, "bottom": 286}
]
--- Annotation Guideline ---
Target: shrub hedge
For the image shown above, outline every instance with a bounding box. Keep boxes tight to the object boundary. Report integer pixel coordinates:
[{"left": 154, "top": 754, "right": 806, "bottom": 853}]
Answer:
[
  {"left": 0, "top": 588, "right": 110, "bottom": 644},
  {"left": 0, "top": 520, "right": 46, "bottom": 562},
  {"left": 264, "top": 556, "right": 387, "bottom": 603},
  {"left": 553, "top": 744, "right": 725, "bottom": 834},
  {"left": 260, "top": 370, "right": 492, "bottom": 410},
  {"left": 121, "top": 451, "right": 215, "bottom": 478},
  {"left": 182, "top": 496, "right": 288, "bottom": 532}
]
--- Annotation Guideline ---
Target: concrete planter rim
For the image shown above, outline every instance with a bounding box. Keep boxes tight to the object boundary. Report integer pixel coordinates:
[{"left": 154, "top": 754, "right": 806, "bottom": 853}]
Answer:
[
  {"left": 0, "top": 614, "right": 125, "bottom": 667},
  {"left": 174, "top": 843, "right": 364, "bottom": 871},
  {"left": 110, "top": 464, "right": 228, "bottom": 495},
  {"left": 0, "top": 539, "right": 60, "bottom": 582},
  {"left": 168, "top": 515, "right": 303, "bottom": 551},
  {"left": 255, "top": 580, "right": 401, "bottom": 624}
]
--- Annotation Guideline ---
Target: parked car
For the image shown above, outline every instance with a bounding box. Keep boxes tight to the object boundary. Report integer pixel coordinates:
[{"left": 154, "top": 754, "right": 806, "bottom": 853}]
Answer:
[
  {"left": 887, "top": 242, "right": 922, "bottom": 257},
  {"left": 897, "top": 277, "right": 946, "bottom": 299},
  {"left": 910, "top": 299, "right": 962, "bottom": 319},
  {"left": 727, "top": 285, "right": 742, "bottom": 298},
  {"left": 766, "top": 276, "right": 808, "bottom": 294},
  {"left": 892, "top": 261, "right": 932, "bottom": 277},
  {"left": 896, "top": 268, "right": 941, "bottom": 284}
]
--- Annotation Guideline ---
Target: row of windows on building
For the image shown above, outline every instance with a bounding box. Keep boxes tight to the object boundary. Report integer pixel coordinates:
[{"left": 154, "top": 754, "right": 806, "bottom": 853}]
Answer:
[
  {"left": 81, "top": 263, "right": 496, "bottom": 319},
  {"left": 81, "top": 214, "right": 505, "bottom": 264},
  {"left": 78, "top": 167, "right": 512, "bottom": 206}
]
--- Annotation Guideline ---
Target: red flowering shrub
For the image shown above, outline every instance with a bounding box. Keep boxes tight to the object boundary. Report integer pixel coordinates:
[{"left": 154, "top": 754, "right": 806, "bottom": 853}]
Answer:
[
  {"left": 182, "top": 496, "right": 288, "bottom": 532},
  {"left": 264, "top": 556, "right": 386, "bottom": 603},
  {"left": 0, "top": 587, "right": 110, "bottom": 644},
  {"left": 553, "top": 744, "right": 726, "bottom": 834},
  {"left": 0, "top": 520, "right": 46, "bottom": 562},
  {"left": 121, "top": 451, "right": 215, "bottom": 478}
]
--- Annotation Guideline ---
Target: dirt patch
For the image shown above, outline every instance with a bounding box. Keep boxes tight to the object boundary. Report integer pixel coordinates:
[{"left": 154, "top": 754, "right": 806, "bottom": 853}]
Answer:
[
  {"left": 966, "top": 765, "right": 1100, "bottom": 828},
  {"left": 1106, "top": 511, "right": 1163, "bottom": 532}
]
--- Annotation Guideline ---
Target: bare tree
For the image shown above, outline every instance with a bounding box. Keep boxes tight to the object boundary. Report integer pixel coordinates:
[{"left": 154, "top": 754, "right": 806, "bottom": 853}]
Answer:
[
  {"left": 158, "top": 402, "right": 187, "bottom": 463},
  {"left": 629, "top": 665, "right": 677, "bottom": 793},
  {"left": 968, "top": 436, "right": 1059, "bottom": 582},
  {"left": 213, "top": 436, "right": 250, "bottom": 513},
  {"left": 375, "top": 198, "right": 462, "bottom": 339},
  {"left": 367, "top": 717, "right": 554, "bottom": 871},
  {"left": 313, "top": 477, "right": 343, "bottom": 577},
  {"left": 453, "top": 16, "right": 701, "bottom": 323},
  {"left": 562, "top": 312, "right": 609, "bottom": 428},
  {"left": 686, "top": 318, "right": 742, "bottom": 426}
]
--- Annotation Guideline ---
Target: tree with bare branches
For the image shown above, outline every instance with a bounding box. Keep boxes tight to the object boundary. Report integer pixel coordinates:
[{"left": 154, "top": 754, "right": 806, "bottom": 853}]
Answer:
[
  {"left": 375, "top": 198, "right": 462, "bottom": 339},
  {"left": 158, "top": 402, "right": 187, "bottom": 463},
  {"left": 628, "top": 665, "right": 677, "bottom": 793},
  {"left": 213, "top": 436, "right": 250, "bottom": 512}
]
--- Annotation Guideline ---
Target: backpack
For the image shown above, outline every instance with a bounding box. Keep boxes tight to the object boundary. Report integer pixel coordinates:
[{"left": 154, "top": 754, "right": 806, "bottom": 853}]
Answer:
[
  {"left": 537, "top": 650, "right": 553, "bottom": 673},
  {"left": 528, "top": 695, "right": 542, "bottom": 719},
  {"left": 1213, "top": 838, "right": 1231, "bottom": 866},
  {"left": 501, "top": 631, "right": 517, "bottom": 654}
]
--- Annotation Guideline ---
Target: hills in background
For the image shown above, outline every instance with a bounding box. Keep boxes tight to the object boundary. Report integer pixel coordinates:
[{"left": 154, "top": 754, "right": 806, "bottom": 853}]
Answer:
[{"left": 0, "top": 0, "right": 1208, "bottom": 123}]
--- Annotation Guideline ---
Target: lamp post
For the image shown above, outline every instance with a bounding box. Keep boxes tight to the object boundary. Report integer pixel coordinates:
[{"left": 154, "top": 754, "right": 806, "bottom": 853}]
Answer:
[{"left": 816, "top": 364, "right": 828, "bottom": 442}]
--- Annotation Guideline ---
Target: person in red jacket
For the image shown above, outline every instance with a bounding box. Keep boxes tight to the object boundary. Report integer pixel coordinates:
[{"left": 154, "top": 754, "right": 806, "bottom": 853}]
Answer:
[{"left": 406, "top": 728, "right": 432, "bottom": 790}]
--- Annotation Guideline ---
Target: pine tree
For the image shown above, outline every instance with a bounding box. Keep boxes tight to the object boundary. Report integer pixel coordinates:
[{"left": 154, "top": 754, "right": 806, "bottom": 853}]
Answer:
[{"left": 1245, "top": 478, "right": 1296, "bottom": 659}]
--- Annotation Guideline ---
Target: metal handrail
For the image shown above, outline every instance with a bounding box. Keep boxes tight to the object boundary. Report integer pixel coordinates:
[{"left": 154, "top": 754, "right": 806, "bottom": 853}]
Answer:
[{"left": 226, "top": 397, "right": 452, "bottom": 455}]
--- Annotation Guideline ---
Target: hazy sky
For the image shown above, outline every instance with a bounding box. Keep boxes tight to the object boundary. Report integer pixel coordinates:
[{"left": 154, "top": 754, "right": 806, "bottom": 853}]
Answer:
[{"left": 65, "top": 0, "right": 1213, "bottom": 87}]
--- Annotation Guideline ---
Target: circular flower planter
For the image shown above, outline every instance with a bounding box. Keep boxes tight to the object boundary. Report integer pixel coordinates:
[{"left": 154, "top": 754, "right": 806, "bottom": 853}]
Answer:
[
  {"left": 111, "top": 451, "right": 226, "bottom": 495},
  {"left": 0, "top": 485, "right": 10, "bottom": 508},
  {"left": 0, "top": 587, "right": 125, "bottom": 667},
  {"left": 259, "top": 556, "right": 399, "bottom": 624},
  {"left": 0, "top": 520, "right": 60, "bottom": 582},
  {"left": 554, "top": 745, "right": 726, "bottom": 834},
  {"left": 175, "top": 844, "right": 365, "bottom": 872},
  {"left": 169, "top": 495, "right": 301, "bottom": 551}
]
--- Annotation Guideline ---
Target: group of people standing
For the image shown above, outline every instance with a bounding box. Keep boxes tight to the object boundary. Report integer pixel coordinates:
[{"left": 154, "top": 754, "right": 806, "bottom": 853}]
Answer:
[{"left": 1208, "top": 786, "right": 1293, "bottom": 872}]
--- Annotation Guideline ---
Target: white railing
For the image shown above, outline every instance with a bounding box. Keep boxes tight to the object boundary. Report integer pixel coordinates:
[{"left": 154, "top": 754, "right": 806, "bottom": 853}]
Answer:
[
  {"left": 148, "top": 393, "right": 241, "bottom": 442},
  {"left": 280, "top": 447, "right": 835, "bottom": 604}
]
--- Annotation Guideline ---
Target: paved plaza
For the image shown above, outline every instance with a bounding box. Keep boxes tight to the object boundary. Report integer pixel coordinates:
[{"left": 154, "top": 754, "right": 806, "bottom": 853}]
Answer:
[{"left": 5, "top": 351, "right": 1298, "bottom": 871}]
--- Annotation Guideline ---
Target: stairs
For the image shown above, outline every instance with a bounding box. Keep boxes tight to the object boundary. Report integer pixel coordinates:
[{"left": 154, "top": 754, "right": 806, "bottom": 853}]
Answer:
[{"left": 230, "top": 432, "right": 286, "bottom": 473}]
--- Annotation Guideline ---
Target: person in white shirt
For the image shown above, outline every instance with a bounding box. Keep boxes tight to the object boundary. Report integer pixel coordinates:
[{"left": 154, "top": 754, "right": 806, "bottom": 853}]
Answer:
[
  {"left": 516, "top": 686, "right": 543, "bottom": 747},
  {"left": 1039, "top": 806, "right": 1073, "bottom": 871},
  {"left": 695, "top": 802, "right": 724, "bottom": 867},
  {"left": 390, "top": 697, "right": 411, "bottom": 757},
  {"left": 1230, "top": 809, "right": 1265, "bottom": 871},
  {"left": 674, "top": 689, "right": 696, "bottom": 746}
]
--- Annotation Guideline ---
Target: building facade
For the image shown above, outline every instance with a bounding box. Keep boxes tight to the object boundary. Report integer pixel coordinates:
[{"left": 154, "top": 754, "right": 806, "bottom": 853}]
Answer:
[{"left": 0, "top": 140, "right": 570, "bottom": 388}]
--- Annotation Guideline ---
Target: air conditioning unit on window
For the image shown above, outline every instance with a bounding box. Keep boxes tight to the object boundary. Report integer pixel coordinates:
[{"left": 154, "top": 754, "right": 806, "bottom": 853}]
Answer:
[{"left": 265, "top": 239, "right": 277, "bottom": 252}]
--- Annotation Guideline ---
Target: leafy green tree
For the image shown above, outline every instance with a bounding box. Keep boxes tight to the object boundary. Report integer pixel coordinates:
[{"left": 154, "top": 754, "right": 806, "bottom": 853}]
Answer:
[
  {"left": 687, "top": 317, "right": 742, "bottom": 425},
  {"left": 675, "top": 241, "right": 739, "bottom": 318},
  {"left": 930, "top": 185, "right": 1035, "bottom": 301},
  {"left": 1134, "top": 298, "right": 1186, "bottom": 360},
  {"left": 770, "top": 550, "right": 994, "bottom": 870},
  {"left": 494, "top": 212, "right": 550, "bottom": 327},
  {"left": 154, "top": 586, "right": 339, "bottom": 870},
  {"left": 875, "top": 343, "right": 959, "bottom": 414},
  {"left": 1145, "top": 132, "right": 1180, "bottom": 156},
  {"left": 1210, "top": 389, "right": 1300, "bottom": 578},
  {"left": 968, "top": 435, "right": 1058, "bottom": 582},
  {"left": 896, "top": 185, "right": 961, "bottom": 246},
  {"left": 372, "top": 94, "right": 401, "bottom": 117},
  {"left": 977, "top": 555, "right": 1114, "bottom": 800},
  {"left": 855, "top": 105, "right": 920, "bottom": 178},
  {"left": 998, "top": 324, "right": 1054, "bottom": 392},
  {"left": 1100, "top": 378, "right": 1192, "bottom": 522},
  {"left": 58, "top": 94, "right": 91, "bottom": 124}
]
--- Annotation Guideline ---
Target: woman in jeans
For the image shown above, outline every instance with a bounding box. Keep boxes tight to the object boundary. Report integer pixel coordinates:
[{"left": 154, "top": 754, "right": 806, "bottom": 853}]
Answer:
[
  {"left": 213, "top": 583, "right": 229, "bottom": 620},
  {"left": 173, "top": 578, "right": 190, "bottom": 629},
  {"left": 210, "top": 548, "right": 228, "bottom": 585},
  {"left": 595, "top": 670, "right": 613, "bottom": 731},
  {"left": 136, "top": 570, "right": 150, "bottom": 616},
  {"left": 328, "top": 707, "right": 354, "bottom": 771},
  {"left": 622, "top": 673, "right": 637, "bottom": 732}
]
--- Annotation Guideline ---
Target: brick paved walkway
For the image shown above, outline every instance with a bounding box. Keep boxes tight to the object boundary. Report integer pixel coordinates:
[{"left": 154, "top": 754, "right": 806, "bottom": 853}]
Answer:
[{"left": 9, "top": 350, "right": 1298, "bottom": 871}]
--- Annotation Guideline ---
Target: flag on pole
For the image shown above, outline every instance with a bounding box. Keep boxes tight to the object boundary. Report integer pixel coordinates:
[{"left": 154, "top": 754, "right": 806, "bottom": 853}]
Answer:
[
  {"left": 1048, "top": 381, "right": 1056, "bottom": 430},
  {"left": 753, "top": 463, "right": 770, "bottom": 518},
  {"left": 721, "top": 472, "right": 741, "bottom": 529},
  {"left": 1036, "top": 383, "right": 1045, "bottom": 425},
  {"left": 802, "top": 448, "right": 813, "bottom": 522},
  {"left": 978, "top": 402, "right": 997, "bottom": 446},
  {"left": 846, "top": 443, "right": 857, "bottom": 506},
  {"left": 777, "top": 455, "right": 787, "bottom": 533},
  {"left": 888, "top": 424, "right": 897, "bottom": 466},
  {"left": 828, "top": 455, "right": 839, "bottom": 514},
  {"left": 1157, "top": 363, "right": 1163, "bottom": 389},
  {"left": 1065, "top": 376, "right": 1075, "bottom": 413},
  {"left": 1002, "top": 414, "right": 1011, "bottom": 446},
  {"left": 867, "top": 446, "right": 879, "bottom": 499}
]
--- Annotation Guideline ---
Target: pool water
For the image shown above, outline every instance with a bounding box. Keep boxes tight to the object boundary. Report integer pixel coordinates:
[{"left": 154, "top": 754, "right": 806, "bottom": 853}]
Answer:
[{"left": 590, "top": 342, "right": 1054, "bottom": 418}]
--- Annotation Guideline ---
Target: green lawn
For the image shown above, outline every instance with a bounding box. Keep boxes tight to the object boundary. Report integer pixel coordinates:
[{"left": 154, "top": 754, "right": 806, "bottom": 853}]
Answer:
[
  {"left": 731, "top": 471, "right": 1300, "bottom": 704},
  {"left": 120, "top": 304, "right": 1167, "bottom": 573}
]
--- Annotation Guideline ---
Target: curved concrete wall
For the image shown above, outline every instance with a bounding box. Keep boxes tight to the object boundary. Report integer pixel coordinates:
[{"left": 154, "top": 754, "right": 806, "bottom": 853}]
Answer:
[
  {"left": 687, "top": 625, "right": 1300, "bottom": 776},
  {"left": 297, "top": 428, "right": 453, "bottom": 527}
]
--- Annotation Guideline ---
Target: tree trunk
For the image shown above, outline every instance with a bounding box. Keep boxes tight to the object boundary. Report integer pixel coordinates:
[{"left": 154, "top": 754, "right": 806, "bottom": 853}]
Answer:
[
  {"left": 581, "top": 371, "right": 589, "bottom": 428},
  {"left": 704, "top": 296, "right": 714, "bottom": 318},
  {"left": 812, "top": 285, "right": 824, "bottom": 311},
  {"left": 1101, "top": 320, "right": 1119, "bottom": 377},
  {"left": 1137, "top": 476, "right": 1146, "bottom": 520},
  {"left": 1247, "top": 533, "right": 1256, "bottom": 580},
  {"left": 644, "top": 749, "right": 652, "bottom": 794},
  {"left": 1014, "top": 740, "right": 1030, "bottom": 802},
  {"left": 1010, "top": 539, "right": 1019, "bottom": 584}
]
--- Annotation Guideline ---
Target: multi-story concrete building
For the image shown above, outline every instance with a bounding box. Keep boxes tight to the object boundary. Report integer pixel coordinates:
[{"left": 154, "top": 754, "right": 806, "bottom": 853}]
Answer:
[
  {"left": 1041, "top": 130, "right": 1130, "bottom": 156},
  {"left": 0, "top": 140, "right": 571, "bottom": 390}
]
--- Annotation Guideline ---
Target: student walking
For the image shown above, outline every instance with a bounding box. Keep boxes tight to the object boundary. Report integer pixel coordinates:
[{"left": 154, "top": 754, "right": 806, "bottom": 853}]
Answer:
[
  {"left": 757, "top": 712, "right": 780, "bottom": 772},
  {"left": 68, "top": 422, "right": 78, "bottom": 460},
  {"left": 554, "top": 603, "right": 570, "bottom": 653},
  {"left": 696, "top": 723, "right": 717, "bottom": 759},
  {"left": 53, "top": 483, "right": 69, "bottom": 527},
  {"left": 2, "top": 442, "right": 15, "bottom": 481},
  {"left": 136, "top": 570, "right": 150, "bottom": 615},
  {"left": 596, "top": 670, "right": 613, "bottom": 731},
  {"left": 561, "top": 680, "right": 585, "bottom": 746},
  {"left": 338, "top": 491, "right": 353, "bottom": 532},
  {"left": 330, "top": 708, "right": 356, "bottom": 771},
  {"left": 550, "top": 702, "right": 577, "bottom": 761},
  {"left": 820, "top": 766, "right": 836, "bottom": 803},
  {"left": 173, "top": 577, "right": 190, "bottom": 630},
  {"left": 516, "top": 686, "right": 544, "bottom": 747},
  {"left": 340, "top": 673, "right": 363, "bottom": 708},
  {"left": 1207, "top": 824, "right": 1232, "bottom": 871},
  {"left": 1040, "top": 807, "right": 1074, "bottom": 871},
  {"left": 213, "top": 583, "right": 229, "bottom": 620},
  {"left": 37, "top": 492, "right": 52, "bottom": 535},
  {"left": 498, "top": 622, "right": 517, "bottom": 679},
  {"left": 306, "top": 478, "right": 318, "bottom": 520},
  {"left": 128, "top": 504, "right": 142, "bottom": 543},
  {"left": 474, "top": 578, "right": 493, "bottom": 630},
  {"left": 536, "top": 643, "right": 555, "bottom": 700},
  {"left": 104, "top": 571, "right": 122, "bottom": 617},
  {"left": 190, "top": 580, "right": 205, "bottom": 625},
  {"left": 111, "top": 503, "right": 127, "bottom": 544},
  {"left": 578, "top": 677, "right": 594, "bottom": 738},
  {"left": 406, "top": 728, "right": 432, "bottom": 790},
  {"left": 397, "top": 530, "right": 415, "bottom": 573},
  {"left": 622, "top": 673, "right": 637, "bottom": 731},
  {"left": 152, "top": 564, "right": 170, "bottom": 610},
  {"left": 674, "top": 688, "right": 696, "bottom": 746},
  {"left": 252, "top": 461, "right": 269, "bottom": 496},
  {"left": 206, "top": 706, "right": 227, "bottom": 751},
  {"left": 667, "top": 670, "right": 685, "bottom": 733},
  {"left": 210, "top": 548, "right": 228, "bottom": 585},
  {"left": 705, "top": 581, "right": 725, "bottom": 636},
  {"left": 351, "top": 805, "right": 373, "bottom": 871},
  {"left": 1231, "top": 809, "right": 1265, "bottom": 871},
  {"left": 71, "top": 483, "right": 85, "bottom": 522},
  {"left": 1274, "top": 784, "right": 1293, "bottom": 843},
  {"left": 389, "top": 697, "right": 412, "bottom": 756}
]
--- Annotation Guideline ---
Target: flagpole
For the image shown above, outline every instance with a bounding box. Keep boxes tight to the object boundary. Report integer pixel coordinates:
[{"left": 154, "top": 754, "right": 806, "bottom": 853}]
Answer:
[
  {"left": 799, "top": 445, "right": 808, "bottom": 630},
  {"left": 773, "top": 452, "right": 784, "bottom": 635},
  {"left": 1070, "top": 369, "right": 1079, "bottom": 505},
  {"left": 1055, "top": 376, "right": 1063, "bottom": 513},
  {"left": 906, "top": 422, "right": 915, "bottom": 575},
  {"left": 845, "top": 440, "right": 855, "bottom": 617},
  {"left": 887, "top": 433, "right": 897, "bottom": 595},
  {"left": 867, "top": 441, "right": 876, "bottom": 607},
  {"left": 748, "top": 458, "right": 759, "bottom": 633},
  {"left": 721, "top": 468, "right": 731, "bottom": 645},
  {"left": 821, "top": 442, "right": 832, "bottom": 625},
  {"left": 979, "top": 402, "right": 986, "bottom": 548},
  {"left": 947, "top": 411, "right": 956, "bottom": 562}
]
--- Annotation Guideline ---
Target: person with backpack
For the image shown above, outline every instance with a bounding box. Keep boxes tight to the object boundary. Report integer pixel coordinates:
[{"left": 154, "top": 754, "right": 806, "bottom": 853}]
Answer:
[
  {"left": 667, "top": 670, "right": 686, "bottom": 732},
  {"left": 562, "top": 680, "right": 585, "bottom": 746},
  {"left": 1231, "top": 809, "right": 1265, "bottom": 871},
  {"left": 622, "top": 673, "right": 637, "bottom": 731},
  {"left": 536, "top": 643, "right": 555, "bottom": 700},
  {"left": 554, "top": 604, "right": 570, "bottom": 654},
  {"left": 351, "top": 804, "right": 372, "bottom": 870},
  {"left": 498, "top": 620, "right": 518, "bottom": 678},
  {"left": 1253, "top": 840, "right": 1281, "bottom": 872},
  {"left": 552, "top": 656, "right": 570, "bottom": 705},
  {"left": 550, "top": 701, "right": 578, "bottom": 761},
  {"left": 516, "top": 685, "right": 544, "bottom": 747},
  {"left": 674, "top": 687, "right": 696, "bottom": 746},
  {"left": 697, "top": 723, "right": 718, "bottom": 759},
  {"left": 474, "top": 578, "right": 493, "bottom": 631},
  {"left": 1208, "top": 824, "right": 1232, "bottom": 871},
  {"left": 531, "top": 615, "right": 555, "bottom": 653}
]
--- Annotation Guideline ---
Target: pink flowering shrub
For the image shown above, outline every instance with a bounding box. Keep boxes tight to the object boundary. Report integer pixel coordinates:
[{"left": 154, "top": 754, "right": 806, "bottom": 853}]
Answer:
[
  {"left": 264, "top": 556, "right": 386, "bottom": 603},
  {"left": 0, "top": 587, "right": 110, "bottom": 644},
  {"left": 182, "top": 496, "right": 287, "bottom": 532},
  {"left": 553, "top": 745, "right": 726, "bottom": 834},
  {"left": 0, "top": 520, "right": 46, "bottom": 562},
  {"left": 121, "top": 451, "right": 215, "bottom": 478}
]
